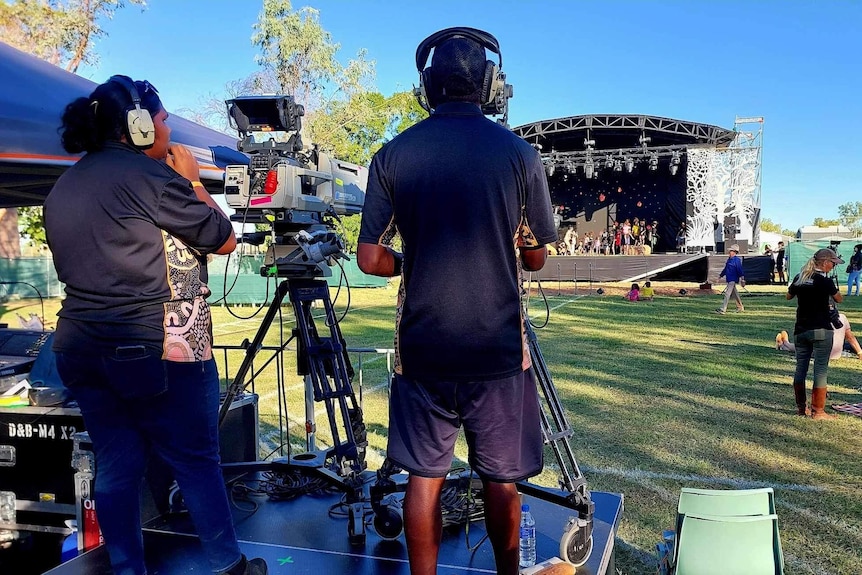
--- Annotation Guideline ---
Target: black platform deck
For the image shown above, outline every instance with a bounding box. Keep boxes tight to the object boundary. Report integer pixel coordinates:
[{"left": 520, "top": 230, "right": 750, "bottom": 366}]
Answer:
[{"left": 44, "top": 484, "right": 623, "bottom": 575}]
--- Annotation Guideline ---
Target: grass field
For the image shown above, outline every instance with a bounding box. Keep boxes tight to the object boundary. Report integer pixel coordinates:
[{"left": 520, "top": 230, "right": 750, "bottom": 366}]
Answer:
[{"left": 3, "top": 279, "right": 861, "bottom": 575}]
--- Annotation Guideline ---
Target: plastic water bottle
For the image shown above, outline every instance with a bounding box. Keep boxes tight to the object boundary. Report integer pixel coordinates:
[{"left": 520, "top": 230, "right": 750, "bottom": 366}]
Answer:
[{"left": 519, "top": 503, "right": 537, "bottom": 568}]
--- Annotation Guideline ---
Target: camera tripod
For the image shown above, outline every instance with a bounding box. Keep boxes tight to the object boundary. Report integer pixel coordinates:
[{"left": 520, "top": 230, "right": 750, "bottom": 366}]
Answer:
[
  {"left": 369, "top": 312, "right": 595, "bottom": 566},
  {"left": 217, "top": 274, "right": 370, "bottom": 544}
]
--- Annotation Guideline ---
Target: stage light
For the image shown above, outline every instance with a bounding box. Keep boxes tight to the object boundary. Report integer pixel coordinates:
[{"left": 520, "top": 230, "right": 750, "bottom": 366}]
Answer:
[
  {"left": 584, "top": 159, "right": 594, "bottom": 179},
  {"left": 648, "top": 153, "right": 658, "bottom": 171},
  {"left": 545, "top": 163, "right": 555, "bottom": 177},
  {"left": 596, "top": 288, "right": 604, "bottom": 295},
  {"left": 625, "top": 157, "right": 634, "bottom": 173},
  {"left": 670, "top": 150, "right": 681, "bottom": 176},
  {"left": 605, "top": 155, "right": 614, "bottom": 170},
  {"left": 613, "top": 159, "right": 622, "bottom": 172}
]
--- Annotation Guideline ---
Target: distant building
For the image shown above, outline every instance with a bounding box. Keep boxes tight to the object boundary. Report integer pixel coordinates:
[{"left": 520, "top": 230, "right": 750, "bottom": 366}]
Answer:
[{"left": 796, "top": 225, "right": 855, "bottom": 241}]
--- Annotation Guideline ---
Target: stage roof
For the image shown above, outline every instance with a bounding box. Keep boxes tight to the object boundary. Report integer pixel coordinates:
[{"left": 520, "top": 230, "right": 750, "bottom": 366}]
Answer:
[{"left": 513, "top": 114, "right": 735, "bottom": 154}]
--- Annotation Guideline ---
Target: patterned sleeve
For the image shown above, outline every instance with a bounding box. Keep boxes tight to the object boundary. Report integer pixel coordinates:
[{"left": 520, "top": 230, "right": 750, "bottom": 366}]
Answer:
[{"left": 358, "top": 152, "right": 397, "bottom": 245}]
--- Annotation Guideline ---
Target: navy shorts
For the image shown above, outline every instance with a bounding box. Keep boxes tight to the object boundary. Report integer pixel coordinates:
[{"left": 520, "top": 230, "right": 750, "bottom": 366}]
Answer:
[{"left": 386, "top": 369, "right": 544, "bottom": 482}]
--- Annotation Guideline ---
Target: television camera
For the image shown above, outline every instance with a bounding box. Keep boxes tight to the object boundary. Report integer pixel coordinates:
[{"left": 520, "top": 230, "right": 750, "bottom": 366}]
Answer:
[{"left": 224, "top": 95, "right": 367, "bottom": 278}]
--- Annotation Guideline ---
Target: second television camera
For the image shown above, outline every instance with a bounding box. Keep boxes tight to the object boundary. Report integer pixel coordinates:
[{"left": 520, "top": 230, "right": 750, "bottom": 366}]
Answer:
[{"left": 223, "top": 96, "right": 368, "bottom": 277}]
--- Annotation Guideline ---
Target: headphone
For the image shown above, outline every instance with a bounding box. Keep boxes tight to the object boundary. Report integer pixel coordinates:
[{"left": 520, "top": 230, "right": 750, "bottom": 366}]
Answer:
[
  {"left": 414, "top": 27, "right": 511, "bottom": 121},
  {"left": 107, "top": 75, "right": 156, "bottom": 149}
]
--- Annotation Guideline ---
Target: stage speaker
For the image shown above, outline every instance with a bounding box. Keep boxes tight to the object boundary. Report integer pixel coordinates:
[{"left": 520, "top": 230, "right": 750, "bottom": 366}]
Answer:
[
  {"left": 716, "top": 241, "right": 725, "bottom": 254},
  {"left": 219, "top": 392, "right": 259, "bottom": 464}
]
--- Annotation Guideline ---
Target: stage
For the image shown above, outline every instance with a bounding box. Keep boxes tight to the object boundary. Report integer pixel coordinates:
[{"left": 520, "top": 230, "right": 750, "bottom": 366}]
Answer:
[
  {"left": 44, "top": 475, "right": 623, "bottom": 575},
  {"left": 536, "top": 253, "right": 709, "bottom": 284}
]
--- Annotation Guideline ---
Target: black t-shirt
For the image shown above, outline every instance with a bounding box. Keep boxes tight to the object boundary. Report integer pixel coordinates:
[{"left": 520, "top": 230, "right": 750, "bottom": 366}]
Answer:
[
  {"left": 358, "top": 102, "right": 556, "bottom": 381},
  {"left": 788, "top": 272, "right": 839, "bottom": 334},
  {"left": 44, "top": 142, "right": 234, "bottom": 360}
]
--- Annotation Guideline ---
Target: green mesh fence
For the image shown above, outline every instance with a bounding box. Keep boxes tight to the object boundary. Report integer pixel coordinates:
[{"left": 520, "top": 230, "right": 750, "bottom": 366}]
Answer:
[
  {"left": 1, "top": 255, "right": 388, "bottom": 305},
  {"left": 785, "top": 240, "right": 857, "bottom": 285}
]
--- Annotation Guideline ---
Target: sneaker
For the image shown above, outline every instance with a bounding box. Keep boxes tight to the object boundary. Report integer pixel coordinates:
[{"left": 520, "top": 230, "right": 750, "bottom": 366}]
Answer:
[
  {"left": 775, "top": 332, "right": 783, "bottom": 349},
  {"left": 714, "top": 308, "right": 726, "bottom": 315},
  {"left": 736, "top": 306, "right": 745, "bottom": 313}
]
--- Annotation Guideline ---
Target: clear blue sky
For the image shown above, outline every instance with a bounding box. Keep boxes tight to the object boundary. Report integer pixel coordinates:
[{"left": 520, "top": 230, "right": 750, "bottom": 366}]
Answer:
[{"left": 77, "top": 0, "right": 861, "bottom": 232}]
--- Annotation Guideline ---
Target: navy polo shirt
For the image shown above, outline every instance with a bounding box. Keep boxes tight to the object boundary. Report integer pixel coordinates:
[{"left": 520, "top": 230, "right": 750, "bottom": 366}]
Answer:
[
  {"left": 358, "top": 102, "right": 556, "bottom": 381},
  {"left": 44, "top": 142, "right": 234, "bottom": 360}
]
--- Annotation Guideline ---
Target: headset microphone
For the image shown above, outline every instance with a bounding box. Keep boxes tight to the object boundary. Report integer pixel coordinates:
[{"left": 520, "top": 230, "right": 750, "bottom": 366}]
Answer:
[
  {"left": 107, "top": 75, "right": 156, "bottom": 149},
  {"left": 414, "top": 26, "right": 512, "bottom": 125}
]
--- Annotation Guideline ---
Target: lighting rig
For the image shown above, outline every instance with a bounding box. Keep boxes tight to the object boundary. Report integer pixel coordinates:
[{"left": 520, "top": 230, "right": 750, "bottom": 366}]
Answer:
[{"left": 542, "top": 144, "right": 688, "bottom": 178}]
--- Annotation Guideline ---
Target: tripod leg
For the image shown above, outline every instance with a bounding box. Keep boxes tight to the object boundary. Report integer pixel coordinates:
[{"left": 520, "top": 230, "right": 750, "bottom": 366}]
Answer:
[{"left": 218, "top": 280, "right": 290, "bottom": 427}]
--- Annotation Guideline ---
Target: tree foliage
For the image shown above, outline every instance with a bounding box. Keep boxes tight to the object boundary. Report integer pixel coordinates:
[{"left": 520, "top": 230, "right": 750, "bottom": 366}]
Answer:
[
  {"left": 813, "top": 217, "right": 842, "bottom": 228},
  {"left": 0, "top": 0, "right": 146, "bottom": 73},
  {"left": 760, "top": 218, "right": 782, "bottom": 233},
  {"left": 17, "top": 206, "right": 46, "bottom": 247},
  {"left": 190, "top": 0, "right": 427, "bottom": 165},
  {"left": 838, "top": 201, "right": 862, "bottom": 236}
]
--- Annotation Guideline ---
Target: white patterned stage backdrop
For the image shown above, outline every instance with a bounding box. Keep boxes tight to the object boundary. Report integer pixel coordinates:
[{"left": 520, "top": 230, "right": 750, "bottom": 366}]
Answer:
[{"left": 685, "top": 146, "right": 760, "bottom": 251}]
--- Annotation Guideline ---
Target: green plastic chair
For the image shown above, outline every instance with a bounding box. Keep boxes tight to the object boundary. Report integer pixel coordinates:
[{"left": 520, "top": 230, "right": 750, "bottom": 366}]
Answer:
[
  {"left": 669, "top": 488, "right": 782, "bottom": 574},
  {"left": 675, "top": 513, "right": 783, "bottom": 575},
  {"left": 676, "top": 487, "right": 776, "bottom": 534}
]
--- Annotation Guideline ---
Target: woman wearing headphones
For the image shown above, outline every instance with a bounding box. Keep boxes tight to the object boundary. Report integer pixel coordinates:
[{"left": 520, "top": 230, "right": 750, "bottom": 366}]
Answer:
[{"left": 43, "top": 77, "right": 266, "bottom": 575}]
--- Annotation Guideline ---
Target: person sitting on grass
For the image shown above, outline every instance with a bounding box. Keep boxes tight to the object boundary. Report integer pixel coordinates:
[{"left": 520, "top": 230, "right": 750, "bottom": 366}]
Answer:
[
  {"left": 624, "top": 283, "right": 640, "bottom": 301},
  {"left": 776, "top": 311, "right": 862, "bottom": 360},
  {"left": 639, "top": 281, "right": 655, "bottom": 301}
]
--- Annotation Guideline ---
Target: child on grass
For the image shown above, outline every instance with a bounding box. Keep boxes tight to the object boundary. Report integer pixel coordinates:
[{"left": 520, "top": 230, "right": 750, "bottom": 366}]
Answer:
[
  {"left": 625, "top": 283, "right": 640, "bottom": 301},
  {"left": 640, "top": 281, "right": 655, "bottom": 301}
]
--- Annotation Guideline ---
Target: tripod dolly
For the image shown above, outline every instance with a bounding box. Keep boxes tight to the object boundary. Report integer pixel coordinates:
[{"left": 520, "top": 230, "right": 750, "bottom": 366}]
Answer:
[{"left": 369, "top": 314, "right": 595, "bottom": 566}]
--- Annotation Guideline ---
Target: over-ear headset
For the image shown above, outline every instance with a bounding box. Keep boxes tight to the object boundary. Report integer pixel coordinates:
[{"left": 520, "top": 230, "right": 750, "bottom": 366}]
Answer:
[
  {"left": 414, "top": 27, "right": 512, "bottom": 121},
  {"left": 107, "top": 75, "right": 156, "bottom": 149}
]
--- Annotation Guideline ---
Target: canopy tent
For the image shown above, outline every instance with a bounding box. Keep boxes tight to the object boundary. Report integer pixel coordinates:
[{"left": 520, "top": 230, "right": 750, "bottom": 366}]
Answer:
[{"left": 0, "top": 41, "right": 247, "bottom": 208}]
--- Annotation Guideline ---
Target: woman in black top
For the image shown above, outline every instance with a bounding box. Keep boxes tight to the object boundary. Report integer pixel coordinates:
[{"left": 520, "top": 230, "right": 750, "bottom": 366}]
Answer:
[{"left": 787, "top": 248, "right": 844, "bottom": 419}]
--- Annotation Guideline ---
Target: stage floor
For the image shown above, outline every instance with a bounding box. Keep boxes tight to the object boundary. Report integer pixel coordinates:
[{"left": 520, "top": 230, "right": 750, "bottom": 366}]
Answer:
[{"left": 45, "top": 478, "right": 623, "bottom": 575}]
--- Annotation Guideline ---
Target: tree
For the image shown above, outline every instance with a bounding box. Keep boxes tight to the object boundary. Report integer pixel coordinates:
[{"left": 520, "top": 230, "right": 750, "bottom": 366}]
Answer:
[
  {"left": 198, "top": 0, "right": 426, "bottom": 164},
  {"left": 1, "top": 0, "right": 146, "bottom": 255},
  {"left": 0, "top": 0, "right": 147, "bottom": 73},
  {"left": 838, "top": 201, "right": 862, "bottom": 236},
  {"left": 760, "top": 218, "right": 782, "bottom": 233},
  {"left": 813, "top": 217, "right": 842, "bottom": 228}
]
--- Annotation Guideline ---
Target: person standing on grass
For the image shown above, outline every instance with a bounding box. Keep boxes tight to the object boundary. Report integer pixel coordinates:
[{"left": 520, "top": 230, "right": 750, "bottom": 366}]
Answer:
[
  {"left": 715, "top": 244, "right": 745, "bottom": 314},
  {"left": 775, "top": 241, "right": 787, "bottom": 284},
  {"left": 357, "top": 27, "right": 556, "bottom": 575},
  {"left": 845, "top": 244, "right": 862, "bottom": 296},
  {"left": 787, "top": 248, "right": 844, "bottom": 419}
]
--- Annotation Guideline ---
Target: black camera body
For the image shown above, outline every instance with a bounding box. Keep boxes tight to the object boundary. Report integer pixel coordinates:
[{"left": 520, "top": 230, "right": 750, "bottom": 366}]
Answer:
[{"left": 829, "top": 305, "right": 843, "bottom": 329}]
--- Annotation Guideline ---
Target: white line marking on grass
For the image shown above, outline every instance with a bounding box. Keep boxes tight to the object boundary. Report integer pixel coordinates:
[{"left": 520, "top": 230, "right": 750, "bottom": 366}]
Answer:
[{"left": 577, "top": 464, "right": 827, "bottom": 493}]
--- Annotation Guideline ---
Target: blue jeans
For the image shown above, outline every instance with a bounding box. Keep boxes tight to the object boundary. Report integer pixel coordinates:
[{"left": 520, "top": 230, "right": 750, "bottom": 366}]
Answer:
[
  {"left": 792, "top": 329, "right": 834, "bottom": 390},
  {"left": 56, "top": 351, "right": 242, "bottom": 575},
  {"left": 847, "top": 270, "right": 861, "bottom": 295}
]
